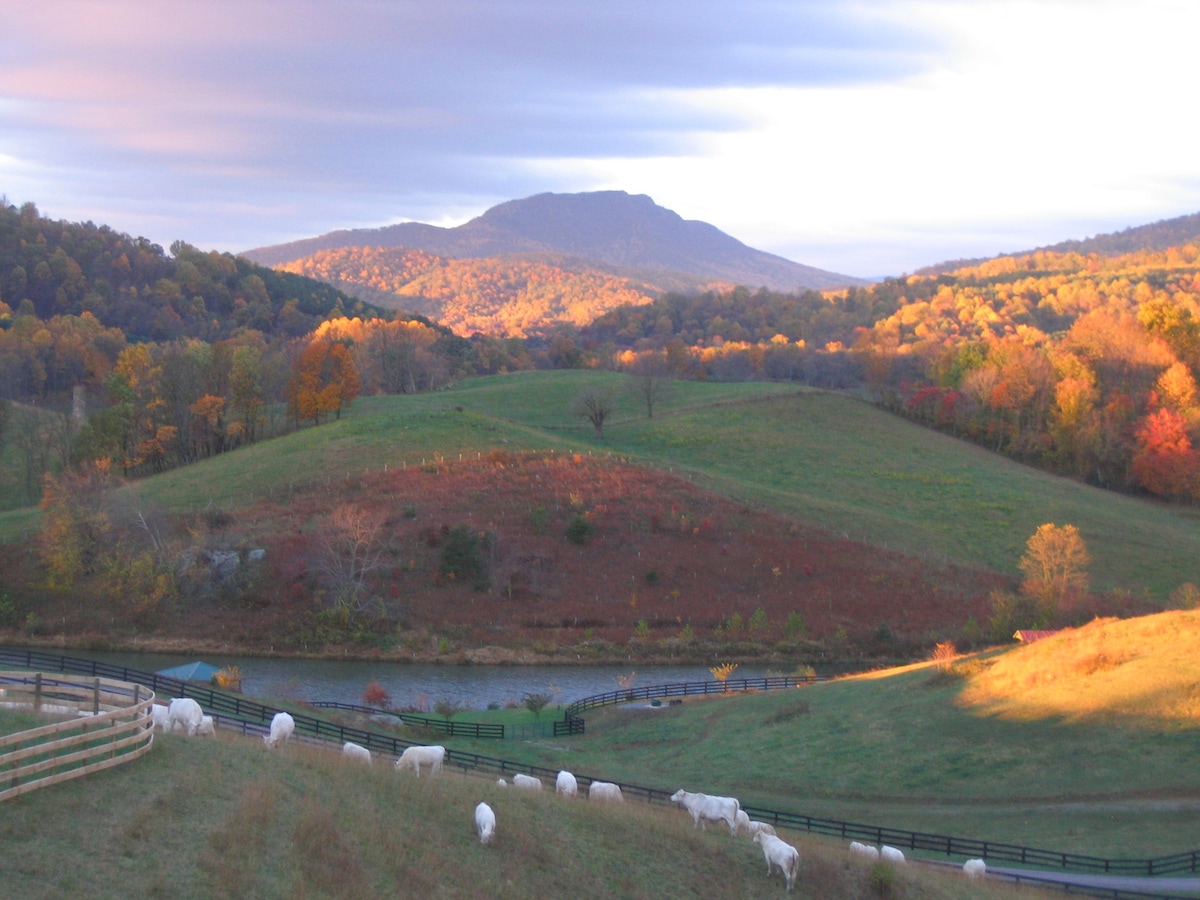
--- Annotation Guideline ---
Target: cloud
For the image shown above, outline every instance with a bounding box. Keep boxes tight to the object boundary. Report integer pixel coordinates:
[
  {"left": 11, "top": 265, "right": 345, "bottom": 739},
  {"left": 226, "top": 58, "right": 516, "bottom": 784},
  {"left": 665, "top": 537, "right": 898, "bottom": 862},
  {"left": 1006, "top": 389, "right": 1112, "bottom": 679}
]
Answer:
[
  {"left": 0, "top": 1, "right": 938, "bottom": 251},
  {"left": 1, "top": 0, "right": 1196, "bottom": 275}
]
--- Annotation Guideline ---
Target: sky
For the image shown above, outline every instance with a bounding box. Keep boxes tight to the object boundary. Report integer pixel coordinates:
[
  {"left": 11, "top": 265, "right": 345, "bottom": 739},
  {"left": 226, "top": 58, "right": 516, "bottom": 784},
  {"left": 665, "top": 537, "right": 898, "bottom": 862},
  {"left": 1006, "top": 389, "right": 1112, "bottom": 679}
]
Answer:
[{"left": 3, "top": 0, "right": 1199, "bottom": 279}]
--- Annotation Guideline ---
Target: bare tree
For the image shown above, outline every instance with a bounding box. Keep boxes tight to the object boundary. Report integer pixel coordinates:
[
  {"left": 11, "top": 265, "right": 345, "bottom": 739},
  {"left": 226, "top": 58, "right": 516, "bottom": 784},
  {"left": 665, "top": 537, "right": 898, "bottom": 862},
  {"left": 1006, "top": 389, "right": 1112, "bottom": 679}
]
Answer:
[
  {"left": 318, "top": 504, "right": 389, "bottom": 617},
  {"left": 572, "top": 388, "right": 615, "bottom": 439},
  {"left": 628, "top": 351, "right": 671, "bottom": 418}
]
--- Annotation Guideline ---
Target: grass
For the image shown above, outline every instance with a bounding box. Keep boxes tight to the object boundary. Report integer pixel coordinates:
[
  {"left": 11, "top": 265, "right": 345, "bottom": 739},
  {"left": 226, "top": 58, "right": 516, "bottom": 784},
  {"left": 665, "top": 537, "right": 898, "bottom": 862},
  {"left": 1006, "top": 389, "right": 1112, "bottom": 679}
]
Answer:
[
  {"left": 5, "top": 370, "right": 1200, "bottom": 597},
  {"left": 439, "top": 610, "right": 1200, "bottom": 860},
  {"left": 0, "top": 722, "right": 1054, "bottom": 899}
]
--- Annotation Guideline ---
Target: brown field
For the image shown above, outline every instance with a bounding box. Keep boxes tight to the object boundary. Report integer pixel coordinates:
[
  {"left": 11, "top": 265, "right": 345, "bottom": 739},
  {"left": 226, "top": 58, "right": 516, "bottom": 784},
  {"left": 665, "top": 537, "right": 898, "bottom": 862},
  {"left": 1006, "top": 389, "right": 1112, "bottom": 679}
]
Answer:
[{"left": 0, "top": 452, "right": 1149, "bottom": 662}]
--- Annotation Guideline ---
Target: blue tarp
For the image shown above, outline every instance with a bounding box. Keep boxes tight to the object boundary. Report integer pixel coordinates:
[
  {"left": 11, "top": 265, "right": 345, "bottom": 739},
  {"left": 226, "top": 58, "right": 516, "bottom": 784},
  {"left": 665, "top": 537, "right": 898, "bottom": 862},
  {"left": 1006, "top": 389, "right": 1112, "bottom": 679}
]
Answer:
[{"left": 155, "top": 661, "right": 221, "bottom": 682}]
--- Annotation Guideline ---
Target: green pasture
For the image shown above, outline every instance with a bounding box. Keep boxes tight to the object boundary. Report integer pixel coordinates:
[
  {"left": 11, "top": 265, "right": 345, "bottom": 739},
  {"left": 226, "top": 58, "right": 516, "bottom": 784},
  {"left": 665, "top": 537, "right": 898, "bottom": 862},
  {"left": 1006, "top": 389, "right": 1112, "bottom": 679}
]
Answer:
[
  {"left": 4, "top": 369, "right": 1199, "bottom": 597},
  {"left": 0, "top": 716, "right": 1038, "bottom": 900},
  {"left": 442, "top": 663, "right": 1200, "bottom": 860}
]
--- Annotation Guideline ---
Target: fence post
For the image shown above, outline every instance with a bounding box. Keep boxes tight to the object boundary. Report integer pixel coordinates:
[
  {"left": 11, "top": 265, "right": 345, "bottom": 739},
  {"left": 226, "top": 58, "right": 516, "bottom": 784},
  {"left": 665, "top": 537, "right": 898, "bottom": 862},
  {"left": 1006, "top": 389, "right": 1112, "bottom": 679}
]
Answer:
[
  {"left": 33, "top": 672, "right": 42, "bottom": 712},
  {"left": 93, "top": 677, "right": 101, "bottom": 715}
]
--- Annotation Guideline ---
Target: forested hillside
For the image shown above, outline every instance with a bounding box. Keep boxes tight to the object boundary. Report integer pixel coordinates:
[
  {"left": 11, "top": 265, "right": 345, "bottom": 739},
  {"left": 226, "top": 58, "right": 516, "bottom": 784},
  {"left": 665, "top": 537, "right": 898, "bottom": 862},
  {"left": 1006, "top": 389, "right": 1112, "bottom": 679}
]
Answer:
[
  {"left": 853, "top": 245, "right": 1200, "bottom": 499},
  {"left": 277, "top": 246, "right": 663, "bottom": 337},
  {"left": 0, "top": 202, "right": 534, "bottom": 507}
]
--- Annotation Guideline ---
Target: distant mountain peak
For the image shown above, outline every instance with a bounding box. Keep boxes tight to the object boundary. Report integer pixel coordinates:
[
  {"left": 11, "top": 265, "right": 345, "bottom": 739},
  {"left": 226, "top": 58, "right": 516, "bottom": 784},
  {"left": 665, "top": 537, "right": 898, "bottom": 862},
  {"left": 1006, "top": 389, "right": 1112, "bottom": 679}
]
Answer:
[{"left": 242, "top": 191, "right": 865, "bottom": 292}]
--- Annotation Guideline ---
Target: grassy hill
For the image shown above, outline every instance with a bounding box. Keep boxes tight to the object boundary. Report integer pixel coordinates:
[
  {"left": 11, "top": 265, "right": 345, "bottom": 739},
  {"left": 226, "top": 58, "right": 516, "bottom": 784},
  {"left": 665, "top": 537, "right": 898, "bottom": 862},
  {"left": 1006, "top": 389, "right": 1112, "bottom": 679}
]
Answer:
[
  {"left": 434, "top": 610, "right": 1200, "bottom": 859},
  {"left": 112, "top": 370, "right": 1200, "bottom": 599},
  {"left": 0, "top": 721, "right": 1049, "bottom": 899}
]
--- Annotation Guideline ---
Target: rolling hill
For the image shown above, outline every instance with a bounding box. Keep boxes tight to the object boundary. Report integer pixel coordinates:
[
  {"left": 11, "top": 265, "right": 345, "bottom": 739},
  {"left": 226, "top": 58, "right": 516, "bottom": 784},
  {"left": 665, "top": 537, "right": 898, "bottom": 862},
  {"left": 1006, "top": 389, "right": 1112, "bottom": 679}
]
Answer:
[
  {"left": 242, "top": 190, "right": 865, "bottom": 292},
  {"left": 917, "top": 208, "right": 1200, "bottom": 275}
]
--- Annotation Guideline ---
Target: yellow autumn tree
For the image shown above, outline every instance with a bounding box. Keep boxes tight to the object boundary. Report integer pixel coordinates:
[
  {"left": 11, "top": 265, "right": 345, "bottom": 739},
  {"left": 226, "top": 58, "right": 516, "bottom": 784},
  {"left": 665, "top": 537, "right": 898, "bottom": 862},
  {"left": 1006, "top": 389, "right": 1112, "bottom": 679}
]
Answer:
[{"left": 1018, "top": 523, "right": 1090, "bottom": 613}]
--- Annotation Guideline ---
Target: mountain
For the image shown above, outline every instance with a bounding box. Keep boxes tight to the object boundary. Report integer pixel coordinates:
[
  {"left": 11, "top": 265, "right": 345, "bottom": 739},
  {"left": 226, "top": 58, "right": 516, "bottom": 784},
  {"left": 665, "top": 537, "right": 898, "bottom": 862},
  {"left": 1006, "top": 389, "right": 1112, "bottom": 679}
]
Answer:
[
  {"left": 242, "top": 191, "right": 864, "bottom": 292},
  {"left": 919, "top": 209, "right": 1200, "bottom": 275}
]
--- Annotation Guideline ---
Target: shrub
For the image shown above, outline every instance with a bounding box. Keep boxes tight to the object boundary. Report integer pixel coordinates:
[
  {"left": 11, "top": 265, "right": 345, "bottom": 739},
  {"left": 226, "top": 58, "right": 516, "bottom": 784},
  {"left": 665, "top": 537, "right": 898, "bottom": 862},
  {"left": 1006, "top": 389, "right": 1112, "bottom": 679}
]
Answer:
[
  {"left": 362, "top": 679, "right": 391, "bottom": 708},
  {"left": 710, "top": 662, "right": 739, "bottom": 686},
  {"left": 1169, "top": 582, "right": 1200, "bottom": 609},
  {"left": 784, "top": 611, "right": 807, "bottom": 638},
  {"left": 565, "top": 514, "right": 593, "bottom": 545},
  {"left": 634, "top": 620, "right": 651, "bottom": 640},
  {"left": 438, "top": 525, "right": 489, "bottom": 589},
  {"left": 747, "top": 607, "right": 768, "bottom": 633},
  {"left": 524, "top": 691, "right": 553, "bottom": 722},
  {"left": 868, "top": 861, "right": 895, "bottom": 895}
]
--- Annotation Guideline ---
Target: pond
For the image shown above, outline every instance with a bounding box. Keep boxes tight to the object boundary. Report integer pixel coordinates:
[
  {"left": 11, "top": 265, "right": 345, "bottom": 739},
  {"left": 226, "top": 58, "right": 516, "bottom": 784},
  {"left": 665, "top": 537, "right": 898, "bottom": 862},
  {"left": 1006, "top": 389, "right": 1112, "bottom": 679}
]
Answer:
[{"left": 76, "top": 650, "right": 802, "bottom": 712}]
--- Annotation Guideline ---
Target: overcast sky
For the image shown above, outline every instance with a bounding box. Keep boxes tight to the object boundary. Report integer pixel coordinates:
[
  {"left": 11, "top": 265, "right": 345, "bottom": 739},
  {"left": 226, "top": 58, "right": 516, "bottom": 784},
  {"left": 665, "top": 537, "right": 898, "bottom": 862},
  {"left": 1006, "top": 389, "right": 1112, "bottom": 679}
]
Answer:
[{"left": 3, "top": 0, "right": 1198, "bottom": 278}]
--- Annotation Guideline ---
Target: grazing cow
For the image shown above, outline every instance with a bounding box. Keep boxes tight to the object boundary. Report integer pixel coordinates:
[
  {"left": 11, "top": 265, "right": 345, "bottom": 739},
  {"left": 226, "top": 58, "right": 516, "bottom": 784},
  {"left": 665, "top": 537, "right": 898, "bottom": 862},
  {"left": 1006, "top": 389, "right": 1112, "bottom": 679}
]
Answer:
[
  {"left": 512, "top": 773, "right": 542, "bottom": 791},
  {"left": 343, "top": 741, "right": 372, "bottom": 764},
  {"left": 264, "top": 711, "right": 295, "bottom": 748},
  {"left": 475, "top": 802, "right": 496, "bottom": 845},
  {"left": 496, "top": 778, "right": 508, "bottom": 787},
  {"left": 555, "top": 770, "right": 578, "bottom": 798},
  {"left": 754, "top": 832, "right": 800, "bottom": 891},
  {"left": 196, "top": 715, "right": 216, "bottom": 737},
  {"left": 849, "top": 841, "right": 879, "bottom": 860},
  {"left": 963, "top": 858, "right": 986, "bottom": 879},
  {"left": 394, "top": 745, "right": 445, "bottom": 777},
  {"left": 149, "top": 703, "right": 171, "bottom": 732},
  {"left": 587, "top": 781, "right": 623, "bottom": 802},
  {"left": 669, "top": 789, "right": 740, "bottom": 836},
  {"left": 880, "top": 845, "right": 906, "bottom": 864},
  {"left": 745, "top": 820, "right": 777, "bottom": 838},
  {"left": 735, "top": 809, "right": 751, "bottom": 835},
  {"left": 167, "top": 698, "right": 204, "bottom": 736}
]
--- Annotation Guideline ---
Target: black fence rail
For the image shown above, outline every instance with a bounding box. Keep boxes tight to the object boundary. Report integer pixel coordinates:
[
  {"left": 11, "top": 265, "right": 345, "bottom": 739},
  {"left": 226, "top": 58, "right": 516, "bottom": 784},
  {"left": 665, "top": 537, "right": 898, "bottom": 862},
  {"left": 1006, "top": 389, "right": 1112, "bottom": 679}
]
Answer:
[
  {"left": 559, "top": 674, "right": 823, "bottom": 735},
  {"left": 5, "top": 646, "right": 1199, "bottom": 887},
  {"left": 311, "top": 701, "right": 505, "bottom": 739}
]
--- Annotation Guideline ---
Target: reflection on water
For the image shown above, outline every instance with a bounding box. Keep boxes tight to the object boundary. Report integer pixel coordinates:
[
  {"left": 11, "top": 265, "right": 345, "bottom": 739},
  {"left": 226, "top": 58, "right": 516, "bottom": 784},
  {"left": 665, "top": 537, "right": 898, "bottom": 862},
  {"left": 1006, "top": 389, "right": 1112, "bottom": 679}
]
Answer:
[{"left": 78, "top": 650, "right": 793, "bottom": 711}]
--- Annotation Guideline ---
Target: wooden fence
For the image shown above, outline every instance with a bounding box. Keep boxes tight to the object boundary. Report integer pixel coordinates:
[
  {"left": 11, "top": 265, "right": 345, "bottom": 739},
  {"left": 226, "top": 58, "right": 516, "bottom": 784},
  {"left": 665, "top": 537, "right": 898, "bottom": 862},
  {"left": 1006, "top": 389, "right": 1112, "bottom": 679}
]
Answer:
[
  {"left": 0, "top": 672, "right": 155, "bottom": 802},
  {"left": 3, "top": 647, "right": 1200, "bottom": 892}
]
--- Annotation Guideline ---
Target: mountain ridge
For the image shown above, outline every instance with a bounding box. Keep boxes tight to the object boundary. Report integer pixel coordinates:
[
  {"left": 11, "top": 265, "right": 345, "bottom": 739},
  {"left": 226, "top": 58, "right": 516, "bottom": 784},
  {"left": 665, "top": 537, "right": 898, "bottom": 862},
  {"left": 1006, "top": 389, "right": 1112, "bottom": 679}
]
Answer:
[
  {"left": 242, "top": 190, "right": 865, "bottom": 292},
  {"left": 917, "top": 209, "right": 1200, "bottom": 275}
]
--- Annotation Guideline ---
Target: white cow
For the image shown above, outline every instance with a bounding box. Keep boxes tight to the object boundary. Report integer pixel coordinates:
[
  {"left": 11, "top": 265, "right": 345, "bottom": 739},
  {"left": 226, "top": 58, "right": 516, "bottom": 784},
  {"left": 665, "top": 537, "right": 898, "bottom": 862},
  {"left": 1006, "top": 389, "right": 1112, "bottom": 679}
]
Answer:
[
  {"left": 555, "top": 770, "right": 578, "bottom": 798},
  {"left": 745, "top": 820, "right": 777, "bottom": 838},
  {"left": 149, "top": 703, "right": 171, "bottom": 732},
  {"left": 197, "top": 714, "right": 216, "bottom": 737},
  {"left": 264, "top": 711, "right": 295, "bottom": 748},
  {"left": 754, "top": 832, "right": 800, "bottom": 892},
  {"left": 475, "top": 802, "right": 496, "bottom": 845},
  {"left": 394, "top": 745, "right": 445, "bottom": 777},
  {"left": 512, "top": 773, "right": 542, "bottom": 791},
  {"left": 588, "top": 781, "right": 623, "bottom": 802},
  {"left": 343, "top": 741, "right": 372, "bottom": 764},
  {"left": 849, "top": 841, "right": 880, "bottom": 860},
  {"left": 880, "top": 845, "right": 906, "bottom": 864},
  {"left": 670, "top": 789, "right": 740, "bottom": 835},
  {"left": 496, "top": 778, "right": 508, "bottom": 787},
  {"left": 735, "top": 809, "right": 751, "bottom": 835},
  {"left": 963, "top": 858, "right": 986, "bottom": 879},
  {"left": 167, "top": 697, "right": 204, "bottom": 736}
]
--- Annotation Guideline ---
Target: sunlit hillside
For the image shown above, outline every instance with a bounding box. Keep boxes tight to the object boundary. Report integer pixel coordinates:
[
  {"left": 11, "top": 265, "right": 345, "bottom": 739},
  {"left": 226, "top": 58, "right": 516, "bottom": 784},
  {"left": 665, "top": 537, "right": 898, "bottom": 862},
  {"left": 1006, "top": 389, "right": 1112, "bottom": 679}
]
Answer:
[{"left": 959, "top": 608, "right": 1200, "bottom": 727}]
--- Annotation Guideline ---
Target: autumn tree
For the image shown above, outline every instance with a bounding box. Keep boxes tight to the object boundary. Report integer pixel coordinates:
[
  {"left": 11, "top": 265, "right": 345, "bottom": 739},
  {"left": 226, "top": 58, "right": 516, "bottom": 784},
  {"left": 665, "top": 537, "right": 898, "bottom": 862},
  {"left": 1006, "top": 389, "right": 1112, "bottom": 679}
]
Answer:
[
  {"left": 39, "top": 463, "right": 114, "bottom": 588},
  {"left": 572, "top": 387, "right": 615, "bottom": 439},
  {"left": 287, "top": 338, "right": 361, "bottom": 426},
  {"left": 1018, "top": 523, "right": 1090, "bottom": 614},
  {"left": 1131, "top": 407, "right": 1199, "bottom": 499}
]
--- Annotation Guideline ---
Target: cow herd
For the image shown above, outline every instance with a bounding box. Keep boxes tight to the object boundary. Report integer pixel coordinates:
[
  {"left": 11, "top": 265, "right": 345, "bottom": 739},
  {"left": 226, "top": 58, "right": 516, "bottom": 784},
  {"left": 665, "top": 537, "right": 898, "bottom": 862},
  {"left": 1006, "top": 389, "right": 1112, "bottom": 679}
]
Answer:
[{"left": 153, "top": 701, "right": 989, "bottom": 890}]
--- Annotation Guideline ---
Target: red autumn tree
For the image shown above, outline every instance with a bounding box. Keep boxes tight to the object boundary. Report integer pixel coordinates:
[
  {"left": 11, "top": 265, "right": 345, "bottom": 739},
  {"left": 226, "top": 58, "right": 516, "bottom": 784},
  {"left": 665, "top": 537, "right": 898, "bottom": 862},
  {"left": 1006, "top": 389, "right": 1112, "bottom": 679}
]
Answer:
[{"left": 1131, "top": 407, "right": 1199, "bottom": 499}]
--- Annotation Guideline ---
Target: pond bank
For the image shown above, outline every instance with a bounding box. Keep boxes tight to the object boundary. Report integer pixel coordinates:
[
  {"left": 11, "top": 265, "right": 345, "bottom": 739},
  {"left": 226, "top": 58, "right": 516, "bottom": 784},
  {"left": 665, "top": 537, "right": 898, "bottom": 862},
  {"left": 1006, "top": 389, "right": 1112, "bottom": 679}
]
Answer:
[{"left": 0, "top": 631, "right": 906, "bottom": 670}]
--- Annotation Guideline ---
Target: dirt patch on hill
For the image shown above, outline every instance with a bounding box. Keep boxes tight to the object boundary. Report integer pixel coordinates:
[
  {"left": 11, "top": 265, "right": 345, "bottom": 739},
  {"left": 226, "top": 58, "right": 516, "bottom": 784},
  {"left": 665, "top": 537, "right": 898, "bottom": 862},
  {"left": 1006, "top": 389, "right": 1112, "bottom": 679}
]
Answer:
[{"left": 3, "top": 451, "right": 1019, "bottom": 663}]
